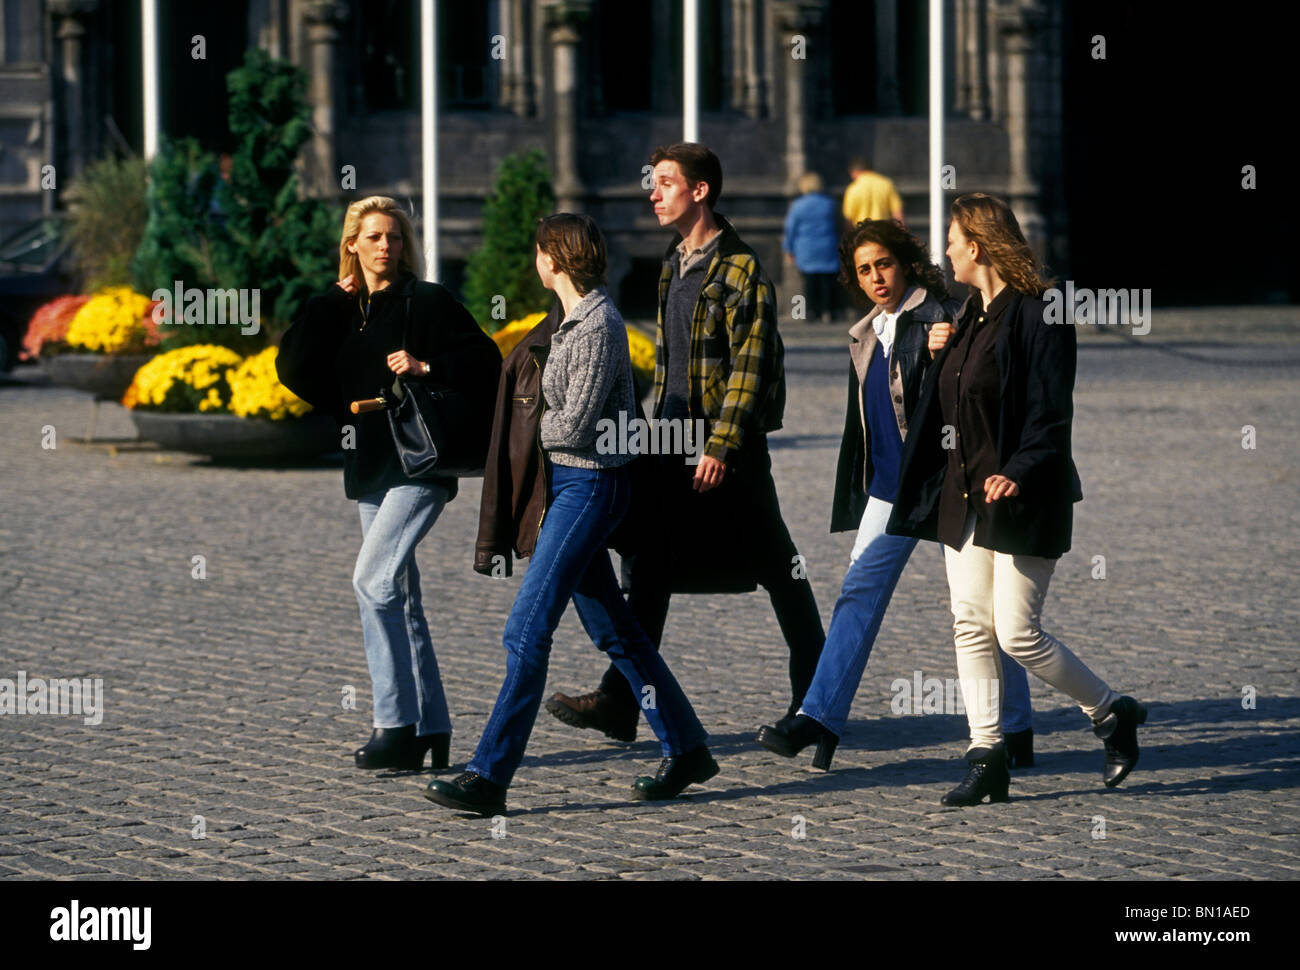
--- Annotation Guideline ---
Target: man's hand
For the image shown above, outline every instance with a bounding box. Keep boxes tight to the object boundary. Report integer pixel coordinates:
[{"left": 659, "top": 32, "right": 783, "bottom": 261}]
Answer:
[
  {"left": 984, "top": 474, "right": 1020, "bottom": 503},
  {"left": 928, "top": 321, "right": 954, "bottom": 358},
  {"left": 387, "top": 351, "right": 427, "bottom": 377},
  {"left": 337, "top": 274, "right": 359, "bottom": 295},
  {"left": 693, "top": 455, "right": 727, "bottom": 492}
]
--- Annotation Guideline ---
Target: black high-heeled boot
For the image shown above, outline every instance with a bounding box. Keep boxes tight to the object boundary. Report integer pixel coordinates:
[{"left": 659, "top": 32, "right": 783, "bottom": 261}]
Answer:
[
  {"left": 940, "top": 744, "right": 1010, "bottom": 806},
  {"left": 417, "top": 733, "right": 451, "bottom": 770},
  {"left": 355, "top": 725, "right": 428, "bottom": 771},
  {"left": 756, "top": 714, "right": 839, "bottom": 770},
  {"left": 1093, "top": 695, "right": 1147, "bottom": 787},
  {"left": 1005, "top": 728, "right": 1034, "bottom": 769}
]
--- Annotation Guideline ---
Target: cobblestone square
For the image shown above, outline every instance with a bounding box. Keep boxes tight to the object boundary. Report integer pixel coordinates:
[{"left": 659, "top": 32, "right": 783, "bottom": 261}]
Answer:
[{"left": 2, "top": 316, "right": 1298, "bottom": 880}]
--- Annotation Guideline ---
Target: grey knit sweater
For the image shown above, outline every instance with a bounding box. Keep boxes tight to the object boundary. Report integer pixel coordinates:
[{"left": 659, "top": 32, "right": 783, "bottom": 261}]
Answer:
[{"left": 540, "top": 286, "right": 638, "bottom": 469}]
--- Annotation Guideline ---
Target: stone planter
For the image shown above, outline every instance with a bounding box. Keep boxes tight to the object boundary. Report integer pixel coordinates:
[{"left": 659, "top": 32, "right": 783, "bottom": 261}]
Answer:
[
  {"left": 128, "top": 411, "right": 338, "bottom": 460},
  {"left": 43, "top": 353, "right": 152, "bottom": 401}
]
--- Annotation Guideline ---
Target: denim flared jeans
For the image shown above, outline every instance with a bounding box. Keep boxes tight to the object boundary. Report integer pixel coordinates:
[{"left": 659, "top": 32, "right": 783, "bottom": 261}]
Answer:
[
  {"left": 354, "top": 482, "right": 452, "bottom": 736},
  {"left": 468, "top": 461, "right": 707, "bottom": 788}
]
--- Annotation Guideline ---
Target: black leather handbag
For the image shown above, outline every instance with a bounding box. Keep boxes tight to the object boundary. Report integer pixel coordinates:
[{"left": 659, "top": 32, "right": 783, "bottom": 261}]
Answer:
[{"left": 383, "top": 294, "right": 491, "bottom": 478}]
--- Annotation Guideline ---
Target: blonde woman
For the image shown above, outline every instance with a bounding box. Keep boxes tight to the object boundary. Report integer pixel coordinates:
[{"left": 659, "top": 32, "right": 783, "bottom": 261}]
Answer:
[
  {"left": 277, "top": 196, "right": 501, "bottom": 772},
  {"left": 889, "top": 193, "right": 1147, "bottom": 805}
]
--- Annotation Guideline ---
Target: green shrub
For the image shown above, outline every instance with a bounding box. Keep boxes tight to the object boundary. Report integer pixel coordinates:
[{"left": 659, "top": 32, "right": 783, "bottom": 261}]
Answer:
[
  {"left": 132, "top": 49, "right": 338, "bottom": 350},
  {"left": 462, "top": 149, "right": 555, "bottom": 333},
  {"left": 65, "top": 154, "right": 149, "bottom": 291}
]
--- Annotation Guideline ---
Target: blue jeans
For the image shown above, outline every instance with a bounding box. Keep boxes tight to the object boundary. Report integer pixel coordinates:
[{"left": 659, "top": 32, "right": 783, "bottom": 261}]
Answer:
[
  {"left": 468, "top": 461, "right": 707, "bottom": 788},
  {"left": 799, "top": 496, "right": 1033, "bottom": 736},
  {"left": 355, "top": 482, "right": 451, "bottom": 735}
]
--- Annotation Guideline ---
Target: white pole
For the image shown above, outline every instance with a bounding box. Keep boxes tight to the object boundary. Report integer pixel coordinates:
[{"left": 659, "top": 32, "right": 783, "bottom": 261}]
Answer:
[
  {"left": 142, "top": 0, "right": 159, "bottom": 160},
  {"left": 928, "top": 0, "right": 943, "bottom": 265},
  {"left": 683, "top": 0, "right": 698, "bottom": 142},
  {"left": 421, "top": 0, "right": 438, "bottom": 282}
]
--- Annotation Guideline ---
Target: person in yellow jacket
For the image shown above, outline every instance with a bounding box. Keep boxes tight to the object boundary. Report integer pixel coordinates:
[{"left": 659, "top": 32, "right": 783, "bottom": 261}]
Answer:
[{"left": 843, "top": 156, "right": 904, "bottom": 226}]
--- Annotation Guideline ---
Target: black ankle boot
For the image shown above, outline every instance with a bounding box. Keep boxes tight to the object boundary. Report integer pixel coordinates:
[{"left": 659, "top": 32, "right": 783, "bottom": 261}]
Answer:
[
  {"left": 355, "top": 725, "right": 428, "bottom": 771},
  {"left": 417, "top": 732, "right": 451, "bottom": 770},
  {"left": 1005, "top": 728, "right": 1034, "bottom": 769},
  {"left": 941, "top": 744, "right": 1010, "bottom": 806},
  {"left": 1093, "top": 695, "right": 1147, "bottom": 787},
  {"left": 756, "top": 714, "right": 839, "bottom": 770}
]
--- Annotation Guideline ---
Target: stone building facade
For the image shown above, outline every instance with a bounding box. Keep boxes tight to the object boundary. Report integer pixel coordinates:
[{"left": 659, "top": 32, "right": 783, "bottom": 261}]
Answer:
[{"left": 1, "top": 0, "right": 1066, "bottom": 318}]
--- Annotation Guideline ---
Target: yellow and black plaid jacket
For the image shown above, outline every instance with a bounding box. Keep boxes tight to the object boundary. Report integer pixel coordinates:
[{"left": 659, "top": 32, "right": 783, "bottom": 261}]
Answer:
[{"left": 652, "top": 214, "right": 786, "bottom": 465}]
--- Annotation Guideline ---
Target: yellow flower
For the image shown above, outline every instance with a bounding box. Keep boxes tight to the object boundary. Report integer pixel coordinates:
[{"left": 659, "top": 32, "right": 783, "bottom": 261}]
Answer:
[
  {"left": 227, "top": 346, "right": 312, "bottom": 421},
  {"left": 65, "top": 287, "right": 160, "bottom": 355},
  {"left": 491, "top": 312, "right": 548, "bottom": 358},
  {"left": 122, "top": 344, "right": 243, "bottom": 413},
  {"left": 626, "top": 327, "right": 656, "bottom": 382}
]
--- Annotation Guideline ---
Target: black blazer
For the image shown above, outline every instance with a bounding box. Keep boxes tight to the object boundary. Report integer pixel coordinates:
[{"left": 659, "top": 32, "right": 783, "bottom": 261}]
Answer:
[
  {"left": 277, "top": 273, "right": 501, "bottom": 500},
  {"left": 830, "top": 288, "right": 958, "bottom": 533},
  {"left": 886, "top": 288, "right": 1083, "bottom": 558}
]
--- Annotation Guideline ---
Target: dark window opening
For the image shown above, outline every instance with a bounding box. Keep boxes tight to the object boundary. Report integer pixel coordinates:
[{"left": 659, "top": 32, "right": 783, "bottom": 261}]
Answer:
[
  {"left": 355, "top": 0, "right": 417, "bottom": 111},
  {"left": 898, "top": 0, "right": 927, "bottom": 116},
  {"left": 829, "top": 0, "right": 877, "bottom": 114},
  {"left": 442, "top": 1, "right": 492, "bottom": 110},
  {"left": 595, "top": 1, "right": 653, "bottom": 112}
]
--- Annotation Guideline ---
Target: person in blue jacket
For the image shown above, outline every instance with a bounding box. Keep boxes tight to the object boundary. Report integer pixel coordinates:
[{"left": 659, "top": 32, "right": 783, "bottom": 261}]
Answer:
[{"left": 783, "top": 173, "right": 841, "bottom": 323}]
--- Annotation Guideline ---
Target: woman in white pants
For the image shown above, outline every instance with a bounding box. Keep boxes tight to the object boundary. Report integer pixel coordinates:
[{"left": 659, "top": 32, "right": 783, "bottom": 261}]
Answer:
[{"left": 888, "top": 193, "right": 1147, "bottom": 806}]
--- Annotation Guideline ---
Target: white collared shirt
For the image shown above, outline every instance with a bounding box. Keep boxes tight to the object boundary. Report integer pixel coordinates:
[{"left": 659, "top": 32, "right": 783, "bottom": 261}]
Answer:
[{"left": 872, "top": 287, "right": 916, "bottom": 358}]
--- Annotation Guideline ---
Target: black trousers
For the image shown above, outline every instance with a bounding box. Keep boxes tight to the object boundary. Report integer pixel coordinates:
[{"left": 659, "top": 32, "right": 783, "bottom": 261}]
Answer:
[
  {"left": 803, "top": 272, "right": 837, "bottom": 322},
  {"left": 597, "top": 443, "right": 826, "bottom": 716}
]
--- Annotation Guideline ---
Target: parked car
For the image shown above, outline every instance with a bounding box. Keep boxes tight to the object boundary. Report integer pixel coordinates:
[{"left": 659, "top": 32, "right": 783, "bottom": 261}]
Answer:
[{"left": 0, "top": 214, "right": 74, "bottom": 371}]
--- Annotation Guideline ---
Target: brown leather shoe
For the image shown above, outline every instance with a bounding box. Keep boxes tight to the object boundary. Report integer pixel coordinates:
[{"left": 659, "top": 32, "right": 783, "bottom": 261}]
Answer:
[{"left": 545, "top": 689, "right": 638, "bottom": 742}]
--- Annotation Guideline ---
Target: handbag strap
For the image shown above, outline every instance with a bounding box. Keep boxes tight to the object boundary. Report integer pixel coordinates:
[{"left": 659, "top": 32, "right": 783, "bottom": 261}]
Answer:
[{"left": 401, "top": 292, "right": 414, "bottom": 353}]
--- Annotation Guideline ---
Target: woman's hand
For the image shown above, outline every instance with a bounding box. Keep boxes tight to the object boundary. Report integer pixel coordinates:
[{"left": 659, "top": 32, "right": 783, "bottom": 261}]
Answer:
[
  {"left": 928, "top": 321, "right": 954, "bottom": 358},
  {"left": 336, "top": 274, "right": 359, "bottom": 295},
  {"left": 984, "top": 474, "right": 1020, "bottom": 503},
  {"left": 387, "top": 351, "right": 428, "bottom": 377}
]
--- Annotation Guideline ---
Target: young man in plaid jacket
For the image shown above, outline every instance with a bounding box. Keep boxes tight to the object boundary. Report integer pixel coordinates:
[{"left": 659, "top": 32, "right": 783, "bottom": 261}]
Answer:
[{"left": 546, "top": 143, "right": 826, "bottom": 742}]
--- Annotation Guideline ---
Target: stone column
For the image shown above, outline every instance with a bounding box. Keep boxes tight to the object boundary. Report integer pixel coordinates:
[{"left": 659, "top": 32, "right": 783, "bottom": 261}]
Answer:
[
  {"left": 544, "top": 1, "right": 591, "bottom": 212},
  {"left": 875, "top": 0, "right": 901, "bottom": 115},
  {"left": 773, "top": 2, "right": 822, "bottom": 190},
  {"left": 303, "top": 1, "right": 349, "bottom": 197},
  {"left": 501, "top": 0, "right": 536, "bottom": 115},
  {"left": 966, "top": 0, "right": 990, "bottom": 120},
  {"left": 726, "top": 0, "right": 742, "bottom": 111},
  {"left": 773, "top": 1, "right": 823, "bottom": 304},
  {"left": 49, "top": 0, "right": 98, "bottom": 182},
  {"left": 996, "top": 3, "right": 1045, "bottom": 256},
  {"left": 249, "top": 0, "right": 286, "bottom": 59}
]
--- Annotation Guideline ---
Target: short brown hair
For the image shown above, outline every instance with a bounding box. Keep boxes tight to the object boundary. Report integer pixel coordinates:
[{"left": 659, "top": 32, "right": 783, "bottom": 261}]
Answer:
[
  {"left": 649, "top": 143, "right": 723, "bottom": 210},
  {"left": 535, "top": 213, "right": 607, "bottom": 295}
]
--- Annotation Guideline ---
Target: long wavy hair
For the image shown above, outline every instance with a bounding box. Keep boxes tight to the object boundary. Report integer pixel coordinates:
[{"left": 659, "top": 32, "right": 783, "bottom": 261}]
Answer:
[
  {"left": 837, "top": 219, "right": 948, "bottom": 301},
  {"left": 949, "top": 193, "right": 1051, "bottom": 297},
  {"left": 338, "top": 196, "right": 423, "bottom": 284}
]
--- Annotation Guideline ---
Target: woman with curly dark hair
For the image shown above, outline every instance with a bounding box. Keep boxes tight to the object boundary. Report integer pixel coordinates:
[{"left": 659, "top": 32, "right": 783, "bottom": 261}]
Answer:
[
  {"left": 889, "top": 193, "right": 1147, "bottom": 805},
  {"left": 756, "top": 219, "right": 1035, "bottom": 769}
]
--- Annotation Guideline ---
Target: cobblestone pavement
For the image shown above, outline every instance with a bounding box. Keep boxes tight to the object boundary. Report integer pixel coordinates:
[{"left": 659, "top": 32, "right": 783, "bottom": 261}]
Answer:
[{"left": 1, "top": 321, "right": 1298, "bottom": 880}]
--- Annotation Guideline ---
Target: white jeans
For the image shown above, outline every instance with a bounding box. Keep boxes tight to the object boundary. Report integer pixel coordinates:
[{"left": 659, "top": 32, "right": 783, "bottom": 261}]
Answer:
[{"left": 943, "top": 513, "right": 1118, "bottom": 749}]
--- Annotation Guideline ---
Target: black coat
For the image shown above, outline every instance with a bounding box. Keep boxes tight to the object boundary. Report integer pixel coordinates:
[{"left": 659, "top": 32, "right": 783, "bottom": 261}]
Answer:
[
  {"left": 830, "top": 288, "right": 958, "bottom": 533},
  {"left": 887, "top": 288, "right": 1083, "bottom": 558},
  {"left": 277, "top": 272, "right": 501, "bottom": 500}
]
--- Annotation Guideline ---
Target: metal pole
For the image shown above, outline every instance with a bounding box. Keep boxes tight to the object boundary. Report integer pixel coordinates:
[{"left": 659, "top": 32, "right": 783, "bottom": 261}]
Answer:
[
  {"left": 928, "top": 0, "right": 944, "bottom": 264},
  {"left": 421, "top": 0, "right": 438, "bottom": 282},
  {"left": 683, "top": 0, "right": 698, "bottom": 142},
  {"left": 142, "top": 0, "right": 158, "bottom": 160}
]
